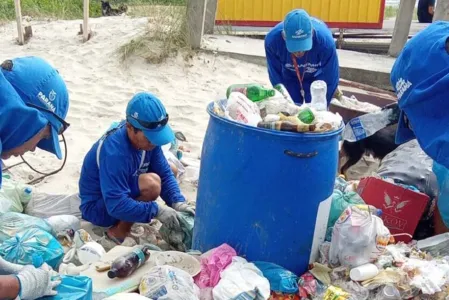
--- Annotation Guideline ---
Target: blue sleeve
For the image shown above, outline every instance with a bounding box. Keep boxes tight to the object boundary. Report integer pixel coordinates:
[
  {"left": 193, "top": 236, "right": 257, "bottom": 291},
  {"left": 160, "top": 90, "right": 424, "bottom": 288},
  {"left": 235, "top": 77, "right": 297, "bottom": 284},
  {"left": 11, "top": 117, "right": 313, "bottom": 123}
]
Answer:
[
  {"left": 99, "top": 154, "right": 158, "bottom": 223},
  {"left": 149, "top": 147, "right": 185, "bottom": 206},
  {"left": 316, "top": 41, "right": 339, "bottom": 105},
  {"left": 265, "top": 38, "right": 283, "bottom": 86}
]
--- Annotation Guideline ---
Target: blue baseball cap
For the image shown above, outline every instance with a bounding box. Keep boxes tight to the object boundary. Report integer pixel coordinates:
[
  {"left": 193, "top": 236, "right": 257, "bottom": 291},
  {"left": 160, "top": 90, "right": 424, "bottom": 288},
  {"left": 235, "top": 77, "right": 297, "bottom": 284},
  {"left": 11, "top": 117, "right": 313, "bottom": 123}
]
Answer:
[
  {"left": 126, "top": 92, "right": 174, "bottom": 146},
  {"left": 283, "top": 9, "right": 313, "bottom": 53},
  {"left": 1, "top": 56, "right": 69, "bottom": 159},
  {"left": 391, "top": 21, "right": 449, "bottom": 169}
]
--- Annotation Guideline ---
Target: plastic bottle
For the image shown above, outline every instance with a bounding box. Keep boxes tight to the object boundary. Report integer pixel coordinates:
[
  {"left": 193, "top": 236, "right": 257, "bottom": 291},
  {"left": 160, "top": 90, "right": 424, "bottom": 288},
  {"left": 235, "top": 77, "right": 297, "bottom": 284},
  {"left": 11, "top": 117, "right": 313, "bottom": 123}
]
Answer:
[
  {"left": 226, "top": 84, "right": 276, "bottom": 102},
  {"left": 273, "top": 83, "right": 294, "bottom": 104},
  {"left": 349, "top": 263, "right": 379, "bottom": 281},
  {"left": 310, "top": 80, "right": 327, "bottom": 111},
  {"left": 297, "top": 107, "right": 315, "bottom": 124},
  {"left": 257, "top": 121, "right": 316, "bottom": 133},
  {"left": 108, "top": 245, "right": 151, "bottom": 279},
  {"left": 341, "top": 103, "right": 400, "bottom": 142},
  {"left": 377, "top": 285, "right": 401, "bottom": 300},
  {"left": 21, "top": 187, "right": 33, "bottom": 205}
]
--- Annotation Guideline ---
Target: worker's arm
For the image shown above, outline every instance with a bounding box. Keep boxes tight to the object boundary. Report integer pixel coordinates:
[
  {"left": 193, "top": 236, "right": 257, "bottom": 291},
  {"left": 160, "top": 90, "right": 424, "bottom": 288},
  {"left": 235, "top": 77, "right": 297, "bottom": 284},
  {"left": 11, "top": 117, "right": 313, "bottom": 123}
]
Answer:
[
  {"left": 0, "top": 275, "right": 20, "bottom": 299},
  {"left": 99, "top": 154, "right": 159, "bottom": 223},
  {"left": 265, "top": 39, "right": 283, "bottom": 86},
  {"left": 315, "top": 42, "right": 340, "bottom": 104},
  {"left": 149, "top": 147, "right": 185, "bottom": 207}
]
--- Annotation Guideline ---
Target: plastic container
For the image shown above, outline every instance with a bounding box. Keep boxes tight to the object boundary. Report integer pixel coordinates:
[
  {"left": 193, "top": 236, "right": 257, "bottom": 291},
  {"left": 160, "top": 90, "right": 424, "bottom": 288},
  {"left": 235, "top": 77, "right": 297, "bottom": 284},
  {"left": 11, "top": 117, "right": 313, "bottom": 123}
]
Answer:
[
  {"left": 193, "top": 102, "right": 343, "bottom": 274},
  {"left": 350, "top": 263, "right": 379, "bottom": 281},
  {"left": 310, "top": 80, "right": 327, "bottom": 111},
  {"left": 78, "top": 242, "right": 106, "bottom": 265}
]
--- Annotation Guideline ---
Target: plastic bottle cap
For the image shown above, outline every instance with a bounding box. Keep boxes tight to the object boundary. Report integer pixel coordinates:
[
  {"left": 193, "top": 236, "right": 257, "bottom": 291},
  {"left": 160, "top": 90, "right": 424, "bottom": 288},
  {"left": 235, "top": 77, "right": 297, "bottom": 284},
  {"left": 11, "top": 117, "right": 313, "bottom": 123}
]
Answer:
[
  {"left": 107, "top": 269, "right": 117, "bottom": 279},
  {"left": 24, "top": 187, "right": 32, "bottom": 194}
]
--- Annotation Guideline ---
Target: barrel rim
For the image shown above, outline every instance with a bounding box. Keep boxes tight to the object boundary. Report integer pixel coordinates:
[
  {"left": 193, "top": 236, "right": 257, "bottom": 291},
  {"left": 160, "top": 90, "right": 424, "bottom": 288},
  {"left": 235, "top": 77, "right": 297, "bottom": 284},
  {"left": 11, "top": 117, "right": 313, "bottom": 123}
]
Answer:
[{"left": 208, "top": 101, "right": 344, "bottom": 140}]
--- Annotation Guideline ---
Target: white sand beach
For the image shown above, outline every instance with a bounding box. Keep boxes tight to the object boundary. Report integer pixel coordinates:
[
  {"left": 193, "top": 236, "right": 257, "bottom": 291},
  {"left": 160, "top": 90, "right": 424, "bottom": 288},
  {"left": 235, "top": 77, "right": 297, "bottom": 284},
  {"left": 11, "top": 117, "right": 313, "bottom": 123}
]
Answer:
[{"left": 0, "top": 16, "right": 271, "bottom": 201}]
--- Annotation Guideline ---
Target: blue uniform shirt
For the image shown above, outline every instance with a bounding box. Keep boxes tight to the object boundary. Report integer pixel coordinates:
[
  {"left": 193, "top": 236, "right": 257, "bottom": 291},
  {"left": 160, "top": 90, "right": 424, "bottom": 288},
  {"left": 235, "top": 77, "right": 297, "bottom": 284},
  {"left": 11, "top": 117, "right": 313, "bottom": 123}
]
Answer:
[
  {"left": 79, "top": 122, "right": 185, "bottom": 227},
  {"left": 265, "top": 18, "right": 339, "bottom": 105}
]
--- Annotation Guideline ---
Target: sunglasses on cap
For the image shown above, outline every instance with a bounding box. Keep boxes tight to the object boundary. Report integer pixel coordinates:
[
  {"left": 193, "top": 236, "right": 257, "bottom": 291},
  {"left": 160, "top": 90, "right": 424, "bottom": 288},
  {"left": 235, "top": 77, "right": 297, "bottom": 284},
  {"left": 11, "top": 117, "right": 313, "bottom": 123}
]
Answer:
[
  {"left": 26, "top": 102, "right": 71, "bottom": 134},
  {"left": 127, "top": 114, "right": 169, "bottom": 130}
]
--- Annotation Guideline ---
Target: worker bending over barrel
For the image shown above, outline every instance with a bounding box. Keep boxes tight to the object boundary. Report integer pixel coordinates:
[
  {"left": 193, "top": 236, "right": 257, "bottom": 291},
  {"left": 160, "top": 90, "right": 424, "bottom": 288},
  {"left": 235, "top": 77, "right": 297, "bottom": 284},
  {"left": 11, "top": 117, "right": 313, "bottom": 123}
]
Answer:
[
  {"left": 264, "top": 9, "right": 339, "bottom": 105},
  {"left": 0, "top": 56, "right": 70, "bottom": 299},
  {"left": 391, "top": 21, "right": 449, "bottom": 234},
  {"left": 79, "top": 92, "right": 195, "bottom": 249}
]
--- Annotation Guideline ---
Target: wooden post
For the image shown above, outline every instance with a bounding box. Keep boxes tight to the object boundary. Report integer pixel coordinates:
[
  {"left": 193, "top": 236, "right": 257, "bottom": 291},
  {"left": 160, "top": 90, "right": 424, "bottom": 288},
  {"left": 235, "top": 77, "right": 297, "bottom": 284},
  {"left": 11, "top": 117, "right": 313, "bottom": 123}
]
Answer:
[
  {"left": 388, "top": 0, "right": 415, "bottom": 57},
  {"left": 83, "top": 0, "right": 90, "bottom": 42},
  {"left": 14, "top": 0, "right": 24, "bottom": 45},
  {"left": 187, "top": 0, "right": 207, "bottom": 49},
  {"left": 204, "top": 0, "right": 218, "bottom": 34},
  {"left": 433, "top": 0, "right": 449, "bottom": 21}
]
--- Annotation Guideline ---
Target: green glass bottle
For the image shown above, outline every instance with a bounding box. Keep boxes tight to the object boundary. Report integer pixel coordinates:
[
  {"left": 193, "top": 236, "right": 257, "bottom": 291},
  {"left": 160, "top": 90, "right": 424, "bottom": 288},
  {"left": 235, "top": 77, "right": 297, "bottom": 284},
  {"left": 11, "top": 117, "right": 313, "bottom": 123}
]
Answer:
[
  {"left": 297, "top": 107, "right": 315, "bottom": 124},
  {"left": 226, "top": 84, "right": 276, "bottom": 102}
]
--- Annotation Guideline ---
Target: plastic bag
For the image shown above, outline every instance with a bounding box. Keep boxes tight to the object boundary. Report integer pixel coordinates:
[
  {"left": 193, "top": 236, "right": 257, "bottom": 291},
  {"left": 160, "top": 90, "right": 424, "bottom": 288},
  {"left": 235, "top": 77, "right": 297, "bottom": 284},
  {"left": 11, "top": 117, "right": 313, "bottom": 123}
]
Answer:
[
  {"left": 225, "top": 92, "right": 262, "bottom": 126},
  {"left": 327, "top": 189, "right": 365, "bottom": 230},
  {"left": 139, "top": 265, "right": 199, "bottom": 300},
  {"left": 329, "top": 206, "right": 390, "bottom": 268},
  {"left": 212, "top": 257, "right": 270, "bottom": 300},
  {"left": 159, "top": 212, "right": 194, "bottom": 252},
  {"left": 195, "top": 243, "right": 237, "bottom": 289},
  {"left": 298, "top": 272, "right": 326, "bottom": 299},
  {"left": 433, "top": 161, "right": 449, "bottom": 228},
  {"left": 403, "top": 258, "right": 449, "bottom": 294},
  {"left": 25, "top": 192, "right": 82, "bottom": 219},
  {"left": 257, "top": 91, "right": 300, "bottom": 117},
  {"left": 162, "top": 144, "right": 186, "bottom": 179},
  {"left": 105, "top": 293, "right": 150, "bottom": 300},
  {"left": 0, "top": 174, "right": 33, "bottom": 214},
  {"left": 46, "top": 215, "right": 81, "bottom": 235},
  {"left": 0, "top": 228, "right": 64, "bottom": 269},
  {"left": 0, "top": 212, "right": 53, "bottom": 243},
  {"left": 38, "top": 275, "right": 93, "bottom": 300},
  {"left": 253, "top": 262, "right": 298, "bottom": 294}
]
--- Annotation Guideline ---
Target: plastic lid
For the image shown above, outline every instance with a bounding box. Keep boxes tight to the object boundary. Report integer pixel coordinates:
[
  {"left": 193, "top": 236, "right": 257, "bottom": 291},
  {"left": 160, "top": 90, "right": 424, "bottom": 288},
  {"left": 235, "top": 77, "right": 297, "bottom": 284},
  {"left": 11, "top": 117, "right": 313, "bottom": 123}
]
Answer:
[{"left": 107, "top": 269, "right": 117, "bottom": 279}]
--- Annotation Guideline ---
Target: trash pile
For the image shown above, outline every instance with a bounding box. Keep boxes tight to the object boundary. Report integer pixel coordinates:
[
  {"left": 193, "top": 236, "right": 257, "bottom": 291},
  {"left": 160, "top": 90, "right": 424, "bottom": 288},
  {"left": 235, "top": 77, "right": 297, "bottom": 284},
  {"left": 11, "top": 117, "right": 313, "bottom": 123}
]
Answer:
[{"left": 213, "top": 82, "right": 343, "bottom": 133}]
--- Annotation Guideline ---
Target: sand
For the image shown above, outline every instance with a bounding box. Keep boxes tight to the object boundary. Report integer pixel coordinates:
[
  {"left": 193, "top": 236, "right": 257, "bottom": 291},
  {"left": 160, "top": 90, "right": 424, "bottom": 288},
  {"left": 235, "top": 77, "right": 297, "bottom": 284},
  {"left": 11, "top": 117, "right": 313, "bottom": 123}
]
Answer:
[{"left": 0, "top": 16, "right": 271, "bottom": 202}]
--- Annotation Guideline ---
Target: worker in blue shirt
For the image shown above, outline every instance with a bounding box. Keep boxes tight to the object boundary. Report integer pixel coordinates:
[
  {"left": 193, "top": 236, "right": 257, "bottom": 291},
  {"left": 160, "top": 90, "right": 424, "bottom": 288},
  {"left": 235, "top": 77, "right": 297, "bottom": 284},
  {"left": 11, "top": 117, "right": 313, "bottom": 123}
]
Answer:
[
  {"left": 265, "top": 9, "right": 339, "bottom": 105},
  {"left": 391, "top": 21, "right": 449, "bottom": 233},
  {"left": 0, "top": 57, "right": 69, "bottom": 299},
  {"left": 79, "top": 92, "right": 195, "bottom": 247}
]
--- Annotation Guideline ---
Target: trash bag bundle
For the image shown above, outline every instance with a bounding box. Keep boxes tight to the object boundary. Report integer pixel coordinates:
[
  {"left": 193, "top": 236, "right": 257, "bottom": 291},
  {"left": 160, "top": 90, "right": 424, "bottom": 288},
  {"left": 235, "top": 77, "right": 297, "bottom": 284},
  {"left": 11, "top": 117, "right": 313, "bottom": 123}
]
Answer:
[
  {"left": 253, "top": 262, "right": 298, "bottom": 294},
  {"left": 37, "top": 275, "right": 93, "bottom": 300},
  {"left": 0, "top": 174, "right": 33, "bottom": 214},
  {"left": 328, "top": 189, "right": 365, "bottom": 230},
  {"left": 0, "top": 212, "right": 53, "bottom": 243},
  {"left": 159, "top": 211, "right": 194, "bottom": 252},
  {"left": 329, "top": 206, "right": 390, "bottom": 268},
  {"left": 0, "top": 228, "right": 64, "bottom": 269}
]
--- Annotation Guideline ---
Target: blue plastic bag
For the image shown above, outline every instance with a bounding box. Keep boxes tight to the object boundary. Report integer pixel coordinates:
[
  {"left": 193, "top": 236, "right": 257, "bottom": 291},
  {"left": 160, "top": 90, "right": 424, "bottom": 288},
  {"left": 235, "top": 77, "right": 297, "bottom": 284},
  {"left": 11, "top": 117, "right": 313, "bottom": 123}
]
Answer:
[
  {"left": 38, "top": 276, "right": 93, "bottom": 300},
  {"left": 253, "top": 261, "right": 298, "bottom": 294},
  {"left": 433, "top": 161, "right": 449, "bottom": 228},
  {"left": 0, "top": 212, "right": 53, "bottom": 243},
  {"left": 0, "top": 228, "right": 64, "bottom": 269}
]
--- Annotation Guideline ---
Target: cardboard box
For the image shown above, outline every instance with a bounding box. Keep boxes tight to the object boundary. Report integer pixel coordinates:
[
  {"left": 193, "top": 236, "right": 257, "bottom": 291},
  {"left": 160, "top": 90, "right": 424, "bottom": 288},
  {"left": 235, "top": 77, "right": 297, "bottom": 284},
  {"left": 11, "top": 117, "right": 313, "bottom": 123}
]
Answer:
[{"left": 357, "top": 177, "right": 429, "bottom": 243}]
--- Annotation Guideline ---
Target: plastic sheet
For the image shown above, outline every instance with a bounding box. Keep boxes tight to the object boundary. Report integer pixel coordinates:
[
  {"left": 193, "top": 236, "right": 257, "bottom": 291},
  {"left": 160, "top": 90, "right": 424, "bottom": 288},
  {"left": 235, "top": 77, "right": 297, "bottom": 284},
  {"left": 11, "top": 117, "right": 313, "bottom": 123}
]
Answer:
[
  {"left": 25, "top": 192, "right": 82, "bottom": 219},
  {"left": 38, "top": 275, "right": 93, "bottom": 300},
  {"left": 139, "top": 265, "right": 199, "bottom": 300},
  {"left": 159, "top": 212, "right": 194, "bottom": 252},
  {"left": 212, "top": 257, "right": 270, "bottom": 300},
  {"left": 0, "top": 212, "right": 53, "bottom": 243},
  {"left": 0, "top": 228, "right": 64, "bottom": 269},
  {"left": 195, "top": 243, "right": 237, "bottom": 289},
  {"left": 253, "top": 261, "right": 298, "bottom": 294}
]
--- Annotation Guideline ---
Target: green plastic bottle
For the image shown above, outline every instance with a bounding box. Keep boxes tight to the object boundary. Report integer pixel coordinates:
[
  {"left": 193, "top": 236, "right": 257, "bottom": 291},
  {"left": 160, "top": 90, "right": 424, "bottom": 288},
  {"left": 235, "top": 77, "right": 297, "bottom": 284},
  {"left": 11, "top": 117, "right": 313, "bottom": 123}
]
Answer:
[
  {"left": 297, "top": 107, "right": 315, "bottom": 124},
  {"left": 226, "top": 84, "right": 275, "bottom": 102}
]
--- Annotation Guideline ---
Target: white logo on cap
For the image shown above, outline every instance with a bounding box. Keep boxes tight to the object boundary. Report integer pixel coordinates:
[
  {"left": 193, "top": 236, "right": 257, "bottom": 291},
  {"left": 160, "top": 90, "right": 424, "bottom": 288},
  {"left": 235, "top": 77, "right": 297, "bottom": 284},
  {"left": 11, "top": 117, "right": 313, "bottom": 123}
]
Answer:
[
  {"left": 395, "top": 78, "right": 412, "bottom": 99},
  {"left": 37, "top": 92, "right": 56, "bottom": 112},
  {"left": 133, "top": 112, "right": 138, "bottom": 118},
  {"left": 292, "top": 29, "right": 307, "bottom": 39},
  {"left": 49, "top": 90, "right": 56, "bottom": 102}
]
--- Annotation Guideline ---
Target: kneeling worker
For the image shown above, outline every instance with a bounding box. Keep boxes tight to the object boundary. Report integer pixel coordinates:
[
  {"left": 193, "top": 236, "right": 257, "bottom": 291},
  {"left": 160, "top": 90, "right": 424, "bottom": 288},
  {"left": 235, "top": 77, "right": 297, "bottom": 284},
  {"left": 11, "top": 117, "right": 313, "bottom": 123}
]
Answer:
[
  {"left": 79, "top": 92, "right": 194, "bottom": 247},
  {"left": 265, "top": 9, "right": 339, "bottom": 105}
]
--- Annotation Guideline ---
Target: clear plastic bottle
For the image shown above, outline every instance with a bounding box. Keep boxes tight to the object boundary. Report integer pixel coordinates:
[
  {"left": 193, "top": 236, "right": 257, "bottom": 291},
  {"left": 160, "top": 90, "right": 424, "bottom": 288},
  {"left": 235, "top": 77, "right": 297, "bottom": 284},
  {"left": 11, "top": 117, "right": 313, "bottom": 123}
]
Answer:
[
  {"left": 310, "top": 80, "right": 327, "bottom": 111},
  {"left": 21, "top": 187, "right": 33, "bottom": 205},
  {"left": 376, "top": 285, "right": 401, "bottom": 300}
]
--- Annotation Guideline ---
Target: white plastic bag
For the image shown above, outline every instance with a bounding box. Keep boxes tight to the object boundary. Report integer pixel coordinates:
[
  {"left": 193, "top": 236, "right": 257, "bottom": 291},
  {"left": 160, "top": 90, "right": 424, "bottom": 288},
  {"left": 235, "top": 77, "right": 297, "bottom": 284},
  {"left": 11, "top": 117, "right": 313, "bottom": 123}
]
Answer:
[
  {"left": 139, "top": 265, "right": 200, "bottom": 300},
  {"left": 213, "top": 257, "right": 270, "bottom": 300},
  {"left": 46, "top": 215, "right": 81, "bottom": 234},
  {"left": 0, "top": 175, "right": 33, "bottom": 214},
  {"left": 257, "top": 91, "right": 300, "bottom": 116},
  {"left": 25, "top": 192, "right": 81, "bottom": 218},
  {"left": 106, "top": 293, "right": 152, "bottom": 300},
  {"left": 329, "top": 206, "right": 390, "bottom": 268},
  {"left": 0, "top": 212, "right": 53, "bottom": 243},
  {"left": 225, "top": 92, "right": 262, "bottom": 127}
]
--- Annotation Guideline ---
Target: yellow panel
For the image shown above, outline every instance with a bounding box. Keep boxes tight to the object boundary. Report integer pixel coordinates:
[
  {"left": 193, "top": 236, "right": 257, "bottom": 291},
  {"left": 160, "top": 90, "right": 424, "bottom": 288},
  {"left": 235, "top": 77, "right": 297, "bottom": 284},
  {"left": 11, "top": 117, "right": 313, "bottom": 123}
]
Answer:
[{"left": 216, "top": 0, "right": 384, "bottom": 27}]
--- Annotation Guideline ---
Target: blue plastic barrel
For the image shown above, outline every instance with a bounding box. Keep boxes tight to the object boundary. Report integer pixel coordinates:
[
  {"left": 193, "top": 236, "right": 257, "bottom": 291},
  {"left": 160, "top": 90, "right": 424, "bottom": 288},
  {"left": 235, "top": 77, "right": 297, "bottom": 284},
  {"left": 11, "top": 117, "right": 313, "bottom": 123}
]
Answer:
[{"left": 193, "top": 103, "right": 343, "bottom": 274}]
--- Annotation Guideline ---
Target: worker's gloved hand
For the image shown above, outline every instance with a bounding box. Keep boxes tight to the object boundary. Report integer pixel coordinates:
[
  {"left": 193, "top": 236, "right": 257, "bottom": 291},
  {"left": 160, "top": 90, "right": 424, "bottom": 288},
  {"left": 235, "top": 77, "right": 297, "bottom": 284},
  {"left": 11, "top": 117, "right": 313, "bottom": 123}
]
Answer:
[
  {"left": 172, "top": 202, "right": 196, "bottom": 216},
  {"left": 156, "top": 204, "right": 181, "bottom": 229},
  {"left": 0, "top": 256, "right": 24, "bottom": 275},
  {"left": 16, "top": 265, "right": 61, "bottom": 299}
]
